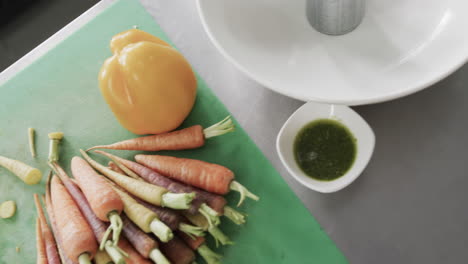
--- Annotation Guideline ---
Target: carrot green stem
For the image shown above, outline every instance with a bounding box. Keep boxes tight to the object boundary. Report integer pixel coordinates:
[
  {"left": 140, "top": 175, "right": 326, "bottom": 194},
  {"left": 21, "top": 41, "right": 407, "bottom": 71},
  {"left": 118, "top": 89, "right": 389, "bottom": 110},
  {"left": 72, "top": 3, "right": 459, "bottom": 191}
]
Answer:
[
  {"left": 149, "top": 248, "right": 170, "bottom": 264},
  {"left": 100, "top": 212, "right": 124, "bottom": 250},
  {"left": 109, "top": 212, "right": 123, "bottom": 246},
  {"left": 161, "top": 192, "right": 195, "bottom": 210},
  {"left": 198, "top": 244, "right": 222, "bottom": 264},
  {"left": 199, "top": 203, "right": 220, "bottom": 228},
  {"left": 150, "top": 219, "right": 174, "bottom": 242},
  {"left": 179, "top": 223, "right": 205, "bottom": 239},
  {"left": 48, "top": 132, "right": 64, "bottom": 162},
  {"left": 28, "top": 128, "right": 36, "bottom": 158},
  {"left": 208, "top": 226, "right": 233, "bottom": 247},
  {"left": 104, "top": 241, "right": 126, "bottom": 264},
  {"left": 229, "top": 181, "right": 259, "bottom": 207},
  {"left": 203, "top": 116, "right": 235, "bottom": 139},
  {"left": 78, "top": 253, "right": 91, "bottom": 264},
  {"left": 223, "top": 206, "right": 246, "bottom": 225}
]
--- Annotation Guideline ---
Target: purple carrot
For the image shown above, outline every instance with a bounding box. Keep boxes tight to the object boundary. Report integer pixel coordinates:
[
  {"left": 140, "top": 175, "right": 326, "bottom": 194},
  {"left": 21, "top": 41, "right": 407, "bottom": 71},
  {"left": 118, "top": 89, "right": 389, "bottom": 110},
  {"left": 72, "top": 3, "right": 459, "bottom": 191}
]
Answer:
[
  {"left": 121, "top": 215, "right": 170, "bottom": 263},
  {"left": 34, "top": 193, "right": 61, "bottom": 264},
  {"left": 136, "top": 197, "right": 182, "bottom": 230},
  {"left": 159, "top": 236, "right": 196, "bottom": 264}
]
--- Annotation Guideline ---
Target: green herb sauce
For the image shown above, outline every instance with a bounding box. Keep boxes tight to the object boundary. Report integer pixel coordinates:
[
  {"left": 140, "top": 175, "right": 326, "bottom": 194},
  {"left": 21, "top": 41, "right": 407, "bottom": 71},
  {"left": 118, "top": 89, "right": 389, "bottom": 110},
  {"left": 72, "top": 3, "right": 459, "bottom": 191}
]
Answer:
[{"left": 294, "top": 119, "right": 357, "bottom": 181}]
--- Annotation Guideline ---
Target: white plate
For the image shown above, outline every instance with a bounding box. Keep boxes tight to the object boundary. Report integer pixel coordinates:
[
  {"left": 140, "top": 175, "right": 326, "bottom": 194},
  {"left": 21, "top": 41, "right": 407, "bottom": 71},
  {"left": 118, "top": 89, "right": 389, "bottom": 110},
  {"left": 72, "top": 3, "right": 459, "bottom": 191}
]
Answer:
[
  {"left": 197, "top": 0, "right": 468, "bottom": 105},
  {"left": 276, "top": 102, "right": 375, "bottom": 192}
]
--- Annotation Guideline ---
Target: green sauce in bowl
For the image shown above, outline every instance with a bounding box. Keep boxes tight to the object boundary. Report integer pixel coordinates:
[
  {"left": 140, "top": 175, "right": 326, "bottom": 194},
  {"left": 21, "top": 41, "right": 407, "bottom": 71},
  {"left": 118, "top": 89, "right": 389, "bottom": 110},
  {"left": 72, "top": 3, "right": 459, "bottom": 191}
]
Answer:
[{"left": 294, "top": 119, "right": 357, "bottom": 181}]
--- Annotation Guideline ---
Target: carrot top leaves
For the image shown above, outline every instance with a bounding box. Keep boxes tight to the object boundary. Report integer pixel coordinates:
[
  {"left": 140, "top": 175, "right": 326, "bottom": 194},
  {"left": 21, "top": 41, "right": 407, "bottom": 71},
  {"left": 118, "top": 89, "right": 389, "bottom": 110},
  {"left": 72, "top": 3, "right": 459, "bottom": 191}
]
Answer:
[
  {"left": 223, "top": 206, "right": 246, "bottom": 225},
  {"left": 199, "top": 203, "right": 221, "bottom": 228},
  {"left": 197, "top": 244, "right": 223, "bottom": 264},
  {"left": 179, "top": 223, "right": 205, "bottom": 239},
  {"left": 203, "top": 116, "right": 235, "bottom": 139},
  {"left": 229, "top": 181, "right": 259, "bottom": 207}
]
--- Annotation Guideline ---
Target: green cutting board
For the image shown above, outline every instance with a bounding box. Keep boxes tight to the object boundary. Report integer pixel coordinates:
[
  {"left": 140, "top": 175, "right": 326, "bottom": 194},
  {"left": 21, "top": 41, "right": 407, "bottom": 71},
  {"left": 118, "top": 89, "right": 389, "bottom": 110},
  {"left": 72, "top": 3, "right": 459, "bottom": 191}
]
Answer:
[{"left": 0, "top": 0, "right": 347, "bottom": 263}]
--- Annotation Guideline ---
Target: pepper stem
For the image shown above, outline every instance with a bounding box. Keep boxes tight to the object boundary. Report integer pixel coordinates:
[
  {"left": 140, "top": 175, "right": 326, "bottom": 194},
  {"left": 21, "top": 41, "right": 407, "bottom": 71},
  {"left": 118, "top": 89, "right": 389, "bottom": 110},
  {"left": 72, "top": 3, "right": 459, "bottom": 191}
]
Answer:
[
  {"left": 104, "top": 241, "right": 126, "bottom": 264},
  {"left": 161, "top": 192, "right": 195, "bottom": 210},
  {"left": 223, "top": 206, "right": 246, "bottom": 225},
  {"left": 203, "top": 116, "right": 235, "bottom": 139},
  {"left": 150, "top": 219, "right": 174, "bottom": 242},
  {"left": 179, "top": 223, "right": 206, "bottom": 239},
  {"left": 78, "top": 253, "right": 91, "bottom": 264},
  {"left": 198, "top": 203, "right": 220, "bottom": 228},
  {"left": 229, "top": 181, "right": 259, "bottom": 207},
  {"left": 197, "top": 244, "right": 222, "bottom": 264},
  {"left": 208, "top": 226, "right": 233, "bottom": 247},
  {"left": 149, "top": 248, "right": 170, "bottom": 264}
]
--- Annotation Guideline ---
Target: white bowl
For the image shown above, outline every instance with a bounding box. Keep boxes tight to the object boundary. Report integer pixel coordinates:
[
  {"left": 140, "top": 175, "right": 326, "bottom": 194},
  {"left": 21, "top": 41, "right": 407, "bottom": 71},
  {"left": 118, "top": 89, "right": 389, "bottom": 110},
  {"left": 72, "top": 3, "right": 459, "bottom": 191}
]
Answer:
[
  {"left": 197, "top": 0, "right": 468, "bottom": 105},
  {"left": 276, "top": 102, "right": 375, "bottom": 193}
]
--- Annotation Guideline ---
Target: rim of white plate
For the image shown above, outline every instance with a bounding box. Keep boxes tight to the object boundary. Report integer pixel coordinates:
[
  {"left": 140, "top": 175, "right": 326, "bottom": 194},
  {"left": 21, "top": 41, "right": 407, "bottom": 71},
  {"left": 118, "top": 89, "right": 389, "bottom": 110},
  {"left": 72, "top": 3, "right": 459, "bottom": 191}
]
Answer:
[{"left": 196, "top": 0, "right": 468, "bottom": 105}]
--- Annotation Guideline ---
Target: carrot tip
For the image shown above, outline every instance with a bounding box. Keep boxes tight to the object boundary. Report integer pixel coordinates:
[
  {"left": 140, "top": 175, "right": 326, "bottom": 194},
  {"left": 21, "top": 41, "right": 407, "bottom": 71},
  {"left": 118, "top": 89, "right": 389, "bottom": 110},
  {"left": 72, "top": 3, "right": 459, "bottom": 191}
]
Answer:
[
  {"left": 207, "top": 226, "right": 233, "bottom": 247},
  {"left": 179, "top": 223, "right": 205, "bottom": 239}
]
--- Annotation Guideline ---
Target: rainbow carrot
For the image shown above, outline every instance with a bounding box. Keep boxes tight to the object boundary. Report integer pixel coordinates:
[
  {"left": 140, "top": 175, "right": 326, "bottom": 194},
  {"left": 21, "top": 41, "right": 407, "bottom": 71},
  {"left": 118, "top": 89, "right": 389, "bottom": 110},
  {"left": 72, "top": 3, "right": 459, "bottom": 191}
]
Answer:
[
  {"left": 71, "top": 157, "right": 124, "bottom": 250},
  {"left": 81, "top": 150, "right": 195, "bottom": 210},
  {"left": 50, "top": 176, "right": 97, "bottom": 263},
  {"left": 122, "top": 215, "right": 170, "bottom": 264},
  {"left": 96, "top": 151, "right": 226, "bottom": 227},
  {"left": 44, "top": 173, "right": 76, "bottom": 264},
  {"left": 49, "top": 163, "right": 126, "bottom": 264},
  {"left": 36, "top": 217, "right": 47, "bottom": 264},
  {"left": 87, "top": 116, "right": 234, "bottom": 152},
  {"left": 136, "top": 197, "right": 205, "bottom": 238},
  {"left": 135, "top": 154, "right": 258, "bottom": 206},
  {"left": 159, "top": 236, "right": 195, "bottom": 264},
  {"left": 33, "top": 194, "right": 60, "bottom": 264}
]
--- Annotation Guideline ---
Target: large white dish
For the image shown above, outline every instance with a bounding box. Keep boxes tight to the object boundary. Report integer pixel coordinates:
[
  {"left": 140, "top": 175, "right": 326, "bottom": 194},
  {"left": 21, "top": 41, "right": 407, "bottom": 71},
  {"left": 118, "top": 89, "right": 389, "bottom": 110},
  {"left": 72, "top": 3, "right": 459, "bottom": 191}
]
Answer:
[{"left": 197, "top": 0, "right": 468, "bottom": 105}]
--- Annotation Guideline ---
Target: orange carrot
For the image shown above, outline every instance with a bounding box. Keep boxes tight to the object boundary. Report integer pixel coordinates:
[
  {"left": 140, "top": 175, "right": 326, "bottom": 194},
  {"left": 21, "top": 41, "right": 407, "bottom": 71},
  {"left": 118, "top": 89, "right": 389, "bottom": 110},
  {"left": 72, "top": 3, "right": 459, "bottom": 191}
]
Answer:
[
  {"left": 118, "top": 237, "right": 152, "bottom": 264},
  {"left": 44, "top": 174, "right": 76, "bottom": 264},
  {"left": 51, "top": 175, "right": 97, "bottom": 263},
  {"left": 178, "top": 231, "right": 205, "bottom": 250},
  {"left": 36, "top": 217, "right": 47, "bottom": 264},
  {"left": 135, "top": 155, "right": 259, "bottom": 206},
  {"left": 33, "top": 194, "right": 61, "bottom": 264},
  {"left": 87, "top": 116, "right": 234, "bottom": 152},
  {"left": 108, "top": 161, "right": 126, "bottom": 175},
  {"left": 71, "top": 156, "right": 124, "bottom": 249}
]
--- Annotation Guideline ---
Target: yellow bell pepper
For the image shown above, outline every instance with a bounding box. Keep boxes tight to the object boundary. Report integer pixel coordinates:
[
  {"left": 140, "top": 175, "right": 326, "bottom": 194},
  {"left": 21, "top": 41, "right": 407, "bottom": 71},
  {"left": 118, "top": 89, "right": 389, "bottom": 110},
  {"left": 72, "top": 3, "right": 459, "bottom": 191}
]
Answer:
[{"left": 99, "top": 29, "right": 197, "bottom": 135}]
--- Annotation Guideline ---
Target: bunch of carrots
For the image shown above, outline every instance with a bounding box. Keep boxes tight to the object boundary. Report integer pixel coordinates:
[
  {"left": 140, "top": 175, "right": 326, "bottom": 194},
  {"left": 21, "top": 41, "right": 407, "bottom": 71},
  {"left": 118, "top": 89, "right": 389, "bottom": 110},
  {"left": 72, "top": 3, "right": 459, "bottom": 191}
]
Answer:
[{"left": 32, "top": 116, "right": 259, "bottom": 264}]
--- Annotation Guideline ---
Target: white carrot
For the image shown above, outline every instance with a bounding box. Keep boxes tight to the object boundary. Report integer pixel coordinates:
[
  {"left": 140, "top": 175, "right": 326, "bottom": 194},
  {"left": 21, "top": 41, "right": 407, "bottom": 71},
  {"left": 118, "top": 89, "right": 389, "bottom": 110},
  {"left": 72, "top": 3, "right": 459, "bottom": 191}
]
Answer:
[{"left": 0, "top": 156, "right": 42, "bottom": 184}]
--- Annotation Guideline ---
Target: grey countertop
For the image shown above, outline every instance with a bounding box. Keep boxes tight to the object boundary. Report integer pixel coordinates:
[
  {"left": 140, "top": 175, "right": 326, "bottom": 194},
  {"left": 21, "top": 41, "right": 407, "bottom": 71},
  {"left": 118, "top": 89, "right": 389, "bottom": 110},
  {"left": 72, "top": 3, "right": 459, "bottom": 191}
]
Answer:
[{"left": 2, "top": 0, "right": 468, "bottom": 263}]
